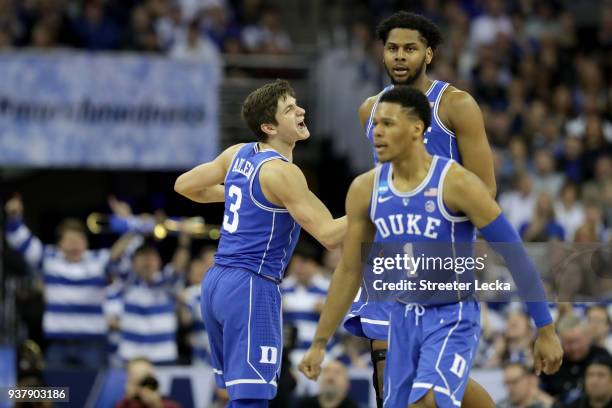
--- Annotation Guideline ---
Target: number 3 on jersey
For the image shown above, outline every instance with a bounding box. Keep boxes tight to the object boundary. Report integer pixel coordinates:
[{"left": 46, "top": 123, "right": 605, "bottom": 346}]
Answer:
[{"left": 223, "top": 185, "right": 242, "bottom": 233}]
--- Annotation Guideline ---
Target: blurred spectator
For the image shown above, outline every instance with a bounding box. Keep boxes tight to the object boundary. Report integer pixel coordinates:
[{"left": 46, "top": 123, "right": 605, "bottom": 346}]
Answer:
[
  {"left": 241, "top": 5, "right": 291, "bottom": 53},
  {"left": 554, "top": 182, "right": 585, "bottom": 243},
  {"left": 519, "top": 193, "right": 565, "bottom": 242},
  {"left": 115, "top": 358, "right": 182, "bottom": 408},
  {"left": 586, "top": 305, "right": 612, "bottom": 354},
  {"left": 123, "top": 5, "right": 162, "bottom": 52},
  {"left": 270, "top": 324, "right": 298, "bottom": 408},
  {"left": 178, "top": 245, "right": 216, "bottom": 365},
  {"left": 71, "top": 0, "right": 121, "bottom": 50},
  {"left": 469, "top": 0, "right": 513, "bottom": 49},
  {"left": 557, "top": 136, "right": 584, "bottom": 183},
  {"left": 201, "top": 4, "right": 242, "bottom": 52},
  {"left": 532, "top": 149, "right": 564, "bottom": 198},
  {"left": 583, "top": 156, "right": 612, "bottom": 203},
  {"left": 499, "top": 172, "right": 536, "bottom": 230},
  {"left": 338, "top": 335, "right": 371, "bottom": 369},
  {"left": 177, "top": 0, "right": 225, "bottom": 23},
  {"left": 115, "top": 237, "right": 189, "bottom": 365},
  {"left": 170, "top": 19, "right": 221, "bottom": 69},
  {"left": 574, "top": 202, "right": 609, "bottom": 243},
  {"left": 541, "top": 314, "right": 611, "bottom": 405},
  {"left": 565, "top": 355, "right": 612, "bottom": 408},
  {"left": 296, "top": 360, "right": 359, "bottom": 408},
  {"left": 497, "top": 362, "right": 554, "bottom": 408},
  {"left": 4, "top": 195, "right": 133, "bottom": 369},
  {"left": 488, "top": 310, "right": 534, "bottom": 368},
  {"left": 602, "top": 181, "right": 612, "bottom": 229},
  {"left": 281, "top": 245, "right": 336, "bottom": 368}
]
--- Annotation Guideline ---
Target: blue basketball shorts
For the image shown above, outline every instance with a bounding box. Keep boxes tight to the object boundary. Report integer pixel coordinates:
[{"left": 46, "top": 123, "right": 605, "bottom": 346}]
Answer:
[
  {"left": 383, "top": 300, "right": 480, "bottom": 408},
  {"left": 344, "top": 284, "right": 394, "bottom": 341},
  {"left": 200, "top": 265, "right": 282, "bottom": 401}
]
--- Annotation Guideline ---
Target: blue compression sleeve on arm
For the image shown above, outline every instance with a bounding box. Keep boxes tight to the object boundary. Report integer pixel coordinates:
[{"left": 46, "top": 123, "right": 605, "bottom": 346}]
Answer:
[{"left": 479, "top": 213, "right": 553, "bottom": 328}]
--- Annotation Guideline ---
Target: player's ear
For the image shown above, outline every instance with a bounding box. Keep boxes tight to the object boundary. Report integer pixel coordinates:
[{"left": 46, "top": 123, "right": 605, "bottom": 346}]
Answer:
[
  {"left": 261, "top": 123, "right": 277, "bottom": 136},
  {"left": 425, "top": 47, "right": 433, "bottom": 65},
  {"left": 413, "top": 121, "right": 424, "bottom": 138}
]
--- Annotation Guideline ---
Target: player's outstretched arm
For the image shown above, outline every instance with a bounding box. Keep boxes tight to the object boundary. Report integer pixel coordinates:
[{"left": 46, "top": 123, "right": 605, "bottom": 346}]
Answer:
[
  {"left": 447, "top": 90, "right": 497, "bottom": 197},
  {"left": 444, "top": 164, "right": 563, "bottom": 375},
  {"left": 299, "top": 172, "right": 375, "bottom": 380},
  {"left": 259, "top": 160, "right": 347, "bottom": 250},
  {"left": 174, "top": 144, "right": 243, "bottom": 203}
]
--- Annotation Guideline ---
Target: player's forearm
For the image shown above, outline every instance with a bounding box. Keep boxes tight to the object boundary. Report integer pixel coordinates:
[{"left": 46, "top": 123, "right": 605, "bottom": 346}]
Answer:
[
  {"left": 319, "top": 216, "right": 347, "bottom": 250},
  {"left": 313, "top": 261, "right": 361, "bottom": 346},
  {"left": 479, "top": 213, "right": 553, "bottom": 328},
  {"left": 178, "top": 185, "right": 225, "bottom": 203}
]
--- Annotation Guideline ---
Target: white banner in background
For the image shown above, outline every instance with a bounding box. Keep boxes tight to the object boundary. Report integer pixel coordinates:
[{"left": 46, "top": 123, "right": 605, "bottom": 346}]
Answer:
[{"left": 0, "top": 51, "right": 220, "bottom": 169}]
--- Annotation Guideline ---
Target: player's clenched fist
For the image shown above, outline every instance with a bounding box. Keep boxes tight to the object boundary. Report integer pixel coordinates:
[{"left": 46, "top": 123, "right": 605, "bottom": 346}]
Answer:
[
  {"left": 533, "top": 324, "right": 564, "bottom": 375},
  {"left": 298, "top": 343, "right": 326, "bottom": 380}
]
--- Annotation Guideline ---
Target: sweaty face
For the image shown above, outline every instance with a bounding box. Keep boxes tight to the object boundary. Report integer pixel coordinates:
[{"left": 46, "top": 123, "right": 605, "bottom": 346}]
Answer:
[
  {"left": 372, "top": 102, "right": 423, "bottom": 163},
  {"left": 270, "top": 94, "right": 309, "bottom": 142},
  {"left": 383, "top": 28, "right": 431, "bottom": 85}
]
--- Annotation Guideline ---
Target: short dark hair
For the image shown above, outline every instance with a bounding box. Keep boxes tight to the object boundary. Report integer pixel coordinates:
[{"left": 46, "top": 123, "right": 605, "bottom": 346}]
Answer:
[
  {"left": 241, "top": 79, "right": 296, "bottom": 141},
  {"left": 376, "top": 11, "right": 442, "bottom": 50},
  {"left": 378, "top": 86, "right": 432, "bottom": 130},
  {"left": 56, "top": 218, "right": 87, "bottom": 241},
  {"left": 133, "top": 242, "right": 159, "bottom": 258}
]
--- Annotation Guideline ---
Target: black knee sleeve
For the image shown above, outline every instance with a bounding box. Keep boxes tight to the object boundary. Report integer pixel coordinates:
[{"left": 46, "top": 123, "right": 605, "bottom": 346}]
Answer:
[{"left": 371, "top": 342, "right": 387, "bottom": 408}]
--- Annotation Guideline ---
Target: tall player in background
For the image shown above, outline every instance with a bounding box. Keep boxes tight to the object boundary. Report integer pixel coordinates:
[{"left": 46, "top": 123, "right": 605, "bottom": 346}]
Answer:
[
  {"left": 175, "top": 80, "right": 346, "bottom": 408},
  {"left": 300, "top": 87, "right": 562, "bottom": 408},
  {"left": 348, "top": 12, "right": 496, "bottom": 407}
]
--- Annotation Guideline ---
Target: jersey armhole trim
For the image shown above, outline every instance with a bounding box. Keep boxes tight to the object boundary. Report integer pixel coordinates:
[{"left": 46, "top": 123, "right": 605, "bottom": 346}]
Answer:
[
  {"left": 433, "top": 83, "right": 456, "bottom": 138},
  {"left": 437, "top": 160, "right": 469, "bottom": 222},
  {"left": 248, "top": 157, "right": 289, "bottom": 213},
  {"left": 224, "top": 144, "right": 248, "bottom": 184},
  {"left": 369, "top": 165, "right": 382, "bottom": 221}
]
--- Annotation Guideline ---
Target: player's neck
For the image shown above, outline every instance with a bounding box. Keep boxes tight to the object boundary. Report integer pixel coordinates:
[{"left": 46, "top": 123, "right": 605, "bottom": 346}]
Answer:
[
  {"left": 391, "top": 144, "right": 432, "bottom": 188},
  {"left": 259, "top": 140, "right": 294, "bottom": 162},
  {"left": 413, "top": 75, "right": 433, "bottom": 95},
  {"left": 394, "top": 75, "right": 432, "bottom": 95}
]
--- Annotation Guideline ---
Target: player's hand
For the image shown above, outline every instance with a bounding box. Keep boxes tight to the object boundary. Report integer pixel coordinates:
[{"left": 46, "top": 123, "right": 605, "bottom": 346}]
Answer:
[
  {"left": 533, "top": 323, "right": 563, "bottom": 375},
  {"left": 298, "top": 344, "right": 326, "bottom": 380},
  {"left": 5, "top": 194, "right": 23, "bottom": 218}
]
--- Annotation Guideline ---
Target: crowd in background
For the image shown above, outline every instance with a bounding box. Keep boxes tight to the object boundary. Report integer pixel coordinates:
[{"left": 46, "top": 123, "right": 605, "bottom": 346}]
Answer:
[
  {"left": 0, "top": 0, "right": 292, "bottom": 59},
  {"left": 1, "top": 0, "right": 612, "bottom": 407}
]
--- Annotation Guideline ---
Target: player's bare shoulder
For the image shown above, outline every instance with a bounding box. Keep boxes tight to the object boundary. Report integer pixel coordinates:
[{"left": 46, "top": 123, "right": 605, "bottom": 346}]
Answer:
[
  {"left": 438, "top": 85, "right": 481, "bottom": 128},
  {"left": 346, "top": 169, "right": 377, "bottom": 213},
  {"left": 358, "top": 95, "right": 380, "bottom": 128},
  {"left": 442, "top": 162, "right": 488, "bottom": 211},
  {"left": 258, "top": 159, "right": 304, "bottom": 190}
]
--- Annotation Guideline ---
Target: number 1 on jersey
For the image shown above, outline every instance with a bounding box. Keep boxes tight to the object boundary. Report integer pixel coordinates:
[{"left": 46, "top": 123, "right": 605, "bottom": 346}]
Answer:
[{"left": 223, "top": 185, "right": 242, "bottom": 233}]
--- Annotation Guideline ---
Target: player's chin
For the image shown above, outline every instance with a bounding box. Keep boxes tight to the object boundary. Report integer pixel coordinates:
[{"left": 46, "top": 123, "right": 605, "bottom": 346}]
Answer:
[{"left": 296, "top": 129, "right": 310, "bottom": 140}]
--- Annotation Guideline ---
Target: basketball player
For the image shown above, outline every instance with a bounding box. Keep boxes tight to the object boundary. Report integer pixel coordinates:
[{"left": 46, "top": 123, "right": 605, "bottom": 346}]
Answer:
[
  {"left": 175, "top": 80, "right": 346, "bottom": 408},
  {"left": 299, "top": 87, "right": 563, "bottom": 407},
  {"left": 349, "top": 12, "right": 496, "bottom": 407}
]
